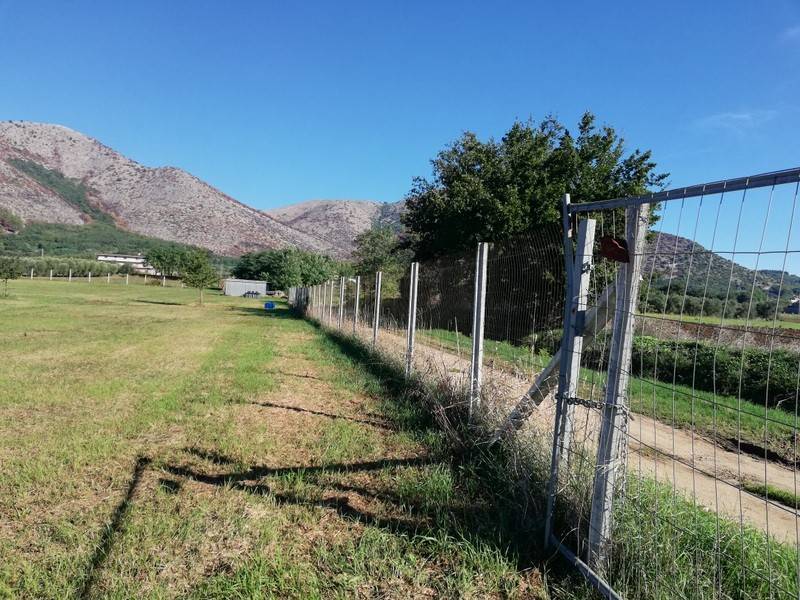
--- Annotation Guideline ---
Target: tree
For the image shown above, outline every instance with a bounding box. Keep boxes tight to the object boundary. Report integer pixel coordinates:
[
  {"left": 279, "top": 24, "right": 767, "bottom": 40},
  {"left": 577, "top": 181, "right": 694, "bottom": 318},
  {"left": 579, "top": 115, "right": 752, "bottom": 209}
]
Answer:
[
  {"left": 402, "top": 112, "right": 667, "bottom": 259},
  {"left": 352, "top": 225, "right": 412, "bottom": 296},
  {"left": 146, "top": 247, "right": 189, "bottom": 277},
  {"left": 353, "top": 226, "right": 409, "bottom": 273},
  {"left": 181, "top": 252, "right": 218, "bottom": 305},
  {"left": 232, "top": 248, "right": 342, "bottom": 288},
  {"left": 755, "top": 301, "right": 774, "bottom": 320},
  {"left": 0, "top": 257, "right": 24, "bottom": 296}
]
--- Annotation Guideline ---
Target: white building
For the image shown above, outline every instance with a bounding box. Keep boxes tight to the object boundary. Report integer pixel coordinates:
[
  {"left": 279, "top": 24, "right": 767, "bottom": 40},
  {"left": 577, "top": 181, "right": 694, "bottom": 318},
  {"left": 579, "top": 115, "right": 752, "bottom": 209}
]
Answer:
[
  {"left": 95, "top": 253, "right": 158, "bottom": 275},
  {"left": 223, "top": 279, "right": 268, "bottom": 297}
]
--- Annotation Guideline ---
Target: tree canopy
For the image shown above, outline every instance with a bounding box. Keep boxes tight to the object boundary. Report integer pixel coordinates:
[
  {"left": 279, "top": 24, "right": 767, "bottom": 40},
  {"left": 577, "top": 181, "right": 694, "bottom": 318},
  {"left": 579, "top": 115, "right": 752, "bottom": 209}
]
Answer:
[
  {"left": 0, "top": 257, "right": 24, "bottom": 296},
  {"left": 181, "top": 251, "right": 219, "bottom": 305},
  {"left": 232, "top": 248, "right": 343, "bottom": 289},
  {"left": 352, "top": 225, "right": 412, "bottom": 296},
  {"left": 402, "top": 112, "right": 667, "bottom": 259}
]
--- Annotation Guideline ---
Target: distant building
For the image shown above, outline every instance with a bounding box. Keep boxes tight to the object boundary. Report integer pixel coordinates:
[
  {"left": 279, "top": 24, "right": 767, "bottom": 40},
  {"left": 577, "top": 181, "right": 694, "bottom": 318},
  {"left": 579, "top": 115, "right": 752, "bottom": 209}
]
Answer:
[
  {"left": 223, "top": 278, "right": 268, "bottom": 297},
  {"left": 95, "top": 253, "right": 158, "bottom": 275},
  {"left": 785, "top": 298, "right": 800, "bottom": 314}
]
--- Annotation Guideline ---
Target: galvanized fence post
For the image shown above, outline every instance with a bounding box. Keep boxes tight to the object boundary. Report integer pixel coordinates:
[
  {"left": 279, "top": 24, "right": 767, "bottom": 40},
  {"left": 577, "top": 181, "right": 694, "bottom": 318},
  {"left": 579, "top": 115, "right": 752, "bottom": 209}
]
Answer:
[
  {"left": 338, "top": 276, "right": 345, "bottom": 329},
  {"left": 353, "top": 275, "right": 360, "bottom": 334},
  {"left": 68, "top": 269, "right": 73, "bottom": 283},
  {"left": 328, "top": 279, "right": 334, "bottom": 323},
  {"left": 88, "top": 272, "right": 92, "bottom": 283},
  {"left": 558, "top": 218, "right": 596, "bottom": 457},
  {"left": 587, "top": 203, "right": 648, "bottom": 570},
  {"left": 107, "top": 273, "right": 111, "bottom": 284},
  {"left": 49, "top": 269, "right": 53, "bottom": 281},
  {"left": 404, "top": 262, "right": 419, "bottom": 378},
  {"left": 372, "top": 271, "right": 382, "bottom": 347},
  {"left": 544, "top": 194, "right": 578, "bottom": 546},
  {"left": 30, "top": 268, "right": 34, "bottom": 280},
  {"left": 469, "top": 242, "right": 489, "bottom": 419},
  {"left": 125, "top": 274, "right": 129, "bottom": 285}
]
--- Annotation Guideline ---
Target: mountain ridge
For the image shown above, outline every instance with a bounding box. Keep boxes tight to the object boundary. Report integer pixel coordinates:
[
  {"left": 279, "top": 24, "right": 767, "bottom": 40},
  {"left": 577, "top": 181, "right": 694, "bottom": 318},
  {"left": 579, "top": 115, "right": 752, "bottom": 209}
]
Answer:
[{"left": 0, "top": 121, "right": 397, "bottom": 257}]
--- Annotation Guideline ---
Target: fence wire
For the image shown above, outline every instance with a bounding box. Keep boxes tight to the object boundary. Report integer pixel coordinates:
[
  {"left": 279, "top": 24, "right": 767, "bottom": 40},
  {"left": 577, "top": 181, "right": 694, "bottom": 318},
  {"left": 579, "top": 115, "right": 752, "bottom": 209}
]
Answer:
[{"left": 293, "top": 167, "right": 800, "bottom": 600}]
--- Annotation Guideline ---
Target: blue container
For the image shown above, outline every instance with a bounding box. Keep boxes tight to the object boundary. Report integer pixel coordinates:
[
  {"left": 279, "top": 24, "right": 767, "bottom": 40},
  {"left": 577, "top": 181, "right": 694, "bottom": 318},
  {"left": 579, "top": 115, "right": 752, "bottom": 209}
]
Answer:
[{"left": 264, "top": 301, "right": 275, "bottom": 310}]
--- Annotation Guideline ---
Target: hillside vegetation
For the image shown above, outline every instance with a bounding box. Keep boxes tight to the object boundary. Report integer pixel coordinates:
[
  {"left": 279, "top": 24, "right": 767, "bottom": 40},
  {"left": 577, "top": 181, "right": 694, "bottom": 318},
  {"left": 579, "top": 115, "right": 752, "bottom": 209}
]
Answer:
[
  {"left": 0, "top": 121, "right": 370, "bottom": 257},
  {"left": 0, "top": 158, "right": 205, "bottom": 259}
]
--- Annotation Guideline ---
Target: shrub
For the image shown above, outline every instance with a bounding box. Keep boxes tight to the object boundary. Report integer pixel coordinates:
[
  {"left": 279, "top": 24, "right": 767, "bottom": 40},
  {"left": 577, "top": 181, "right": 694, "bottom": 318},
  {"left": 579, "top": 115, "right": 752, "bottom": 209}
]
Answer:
[{"left": 586, "top": 334, "right": 800, "bottom": 412}]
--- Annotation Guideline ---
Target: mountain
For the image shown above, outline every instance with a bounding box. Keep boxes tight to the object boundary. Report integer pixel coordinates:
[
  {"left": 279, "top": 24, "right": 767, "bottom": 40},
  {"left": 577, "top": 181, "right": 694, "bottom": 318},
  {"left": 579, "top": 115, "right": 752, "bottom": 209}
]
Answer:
[
  {"left": 644, "top": 232, "right": 800, "bottom": 298},
  {"left": 0, "top": 121, "right": 397, "bottom": 257},
  {"left": 266, "top": 199, "right": 403, "bottom": 257}
]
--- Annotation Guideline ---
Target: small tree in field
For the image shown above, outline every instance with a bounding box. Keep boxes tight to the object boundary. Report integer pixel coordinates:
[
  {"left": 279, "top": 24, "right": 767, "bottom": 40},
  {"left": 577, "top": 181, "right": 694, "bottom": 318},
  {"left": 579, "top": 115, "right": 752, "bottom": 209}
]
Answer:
[
  {"left": 181, "top": 252, "right": 218, "bottom": 305},
  {"left": 0, "top": 257, "right": 23, "bottom": 297}
]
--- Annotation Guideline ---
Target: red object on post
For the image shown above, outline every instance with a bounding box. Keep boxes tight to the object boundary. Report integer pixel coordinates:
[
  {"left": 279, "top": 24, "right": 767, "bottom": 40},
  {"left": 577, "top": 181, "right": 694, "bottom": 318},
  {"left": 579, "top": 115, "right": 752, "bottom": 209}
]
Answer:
[{"left": 598, "top": 236, "right": 629, "bottom": 263}]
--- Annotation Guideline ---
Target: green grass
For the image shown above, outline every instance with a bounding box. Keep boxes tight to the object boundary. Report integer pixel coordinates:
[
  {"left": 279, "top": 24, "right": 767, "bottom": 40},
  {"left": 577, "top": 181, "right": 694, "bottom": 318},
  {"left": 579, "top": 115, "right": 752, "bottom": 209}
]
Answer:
[
  {"left": 418, "top": 327, "right": 797, "bottom": 463},
  {"left": 418, "top": 327, "right": 552, "bottom": 374},
  {"left": 608, "top": 476, "right": 800, "bottom": 599},
  {"left": 330, "top": 322, "right": 800, "bottom": 600},
  {"left": 0, "top": 280, "right": 547, "bottom": 598},
  {"left": 742, "top": 482, "right": 800, "bottom": 510}
]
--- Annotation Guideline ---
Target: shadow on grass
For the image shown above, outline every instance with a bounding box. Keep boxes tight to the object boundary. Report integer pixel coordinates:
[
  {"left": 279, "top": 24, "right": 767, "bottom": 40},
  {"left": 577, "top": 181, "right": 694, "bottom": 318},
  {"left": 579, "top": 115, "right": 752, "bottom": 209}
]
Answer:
[
  {"left": 79, "top": 455, "right": 150, "bottom": 599},
  {"left": 301, "top": 320, "right": 573, "bottom": 577},
  {"left": 133, "top": 299, "right": 185, "bottom": 306},
  {"left": 162, "top": 450, "right": 499, "bottom": 545},
  {"left": 227, "top": 306, "right": 295, "bottom": 319},
  {"left": 251, "top": 399, "right": 397, "bottom": 431}
]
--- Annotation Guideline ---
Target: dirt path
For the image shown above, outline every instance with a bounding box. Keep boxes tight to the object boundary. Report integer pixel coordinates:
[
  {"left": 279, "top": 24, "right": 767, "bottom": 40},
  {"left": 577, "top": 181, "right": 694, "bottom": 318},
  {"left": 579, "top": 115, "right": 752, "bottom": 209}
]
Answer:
[{"left": 337, "top": 318, "right": 800, "bottom": 544}]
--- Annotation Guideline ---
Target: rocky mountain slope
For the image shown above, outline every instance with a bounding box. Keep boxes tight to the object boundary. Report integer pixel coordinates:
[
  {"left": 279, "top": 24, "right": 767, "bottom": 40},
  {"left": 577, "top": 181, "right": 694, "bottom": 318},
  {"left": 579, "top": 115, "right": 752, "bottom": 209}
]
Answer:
[
  {"left": 0, "top": 121, "right": 395, "bottom": 257},
  {"left": 266, "top": 199, "right": 403, "bottom": 256},
  {"left": 645, "top": 231, "right": 800, "bottom": 297}
]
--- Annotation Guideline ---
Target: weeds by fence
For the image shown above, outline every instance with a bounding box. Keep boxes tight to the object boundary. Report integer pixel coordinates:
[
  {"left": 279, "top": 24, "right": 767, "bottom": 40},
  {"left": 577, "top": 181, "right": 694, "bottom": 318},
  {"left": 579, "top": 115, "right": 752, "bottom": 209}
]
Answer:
[{"left": 293, "top": 167, "right": 800, "bottom": 599}]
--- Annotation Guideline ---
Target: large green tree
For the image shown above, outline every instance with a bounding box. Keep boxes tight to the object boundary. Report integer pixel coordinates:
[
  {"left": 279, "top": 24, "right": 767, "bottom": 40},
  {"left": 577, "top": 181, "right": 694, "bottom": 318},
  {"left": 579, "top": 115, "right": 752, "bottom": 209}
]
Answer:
[
  {"left": 146, "top": 247, "right": 190, "bottom": 277},
  {"left": 352, "top": 225, "right": 412, "bottom": 296},
  {"left": 402, "top": 112, "right": 667, "bottom": 259},
  {"left": 232, "top": 248, "right": 343, "bottom": 289}
]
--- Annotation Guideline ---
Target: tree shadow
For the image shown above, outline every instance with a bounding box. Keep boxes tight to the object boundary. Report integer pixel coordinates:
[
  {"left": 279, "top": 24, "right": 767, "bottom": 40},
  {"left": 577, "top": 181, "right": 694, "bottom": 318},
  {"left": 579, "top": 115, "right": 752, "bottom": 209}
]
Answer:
[
  {"left": 161, "top": 450, "right": 500, "bottom": 555},
  {"left": 298, "top": 321, "right": 562, "bottom": 574},
  {"left": 79, "top": 456, "right": 150, "bottom": 599},
  {"left": 250, "top": 400, "right": 396, "bottom": 431},
  {"left": 227, "top": 306, "right": 294, "bottom": 319},
  {"left": 134, "top": 299, "right": 185, "bottom": 306}
]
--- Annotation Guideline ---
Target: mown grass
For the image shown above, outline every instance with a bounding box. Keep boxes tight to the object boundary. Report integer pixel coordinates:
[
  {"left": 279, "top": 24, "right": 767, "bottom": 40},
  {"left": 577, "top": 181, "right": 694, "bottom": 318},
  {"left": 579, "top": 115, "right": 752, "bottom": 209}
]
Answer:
[
  {"left": 418, "top": 327, "right": 797, "bottom": 463},
  {"left": 0, "top": 280, "right": 552, "bottom": 598}
]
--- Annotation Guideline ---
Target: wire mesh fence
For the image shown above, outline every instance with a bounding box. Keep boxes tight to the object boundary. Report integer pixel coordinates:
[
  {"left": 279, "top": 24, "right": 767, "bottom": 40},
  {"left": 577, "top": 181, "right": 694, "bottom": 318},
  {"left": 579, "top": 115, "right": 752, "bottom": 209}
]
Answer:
[{"left": 292, "top": 167, "right": 800, "bottom": 600}]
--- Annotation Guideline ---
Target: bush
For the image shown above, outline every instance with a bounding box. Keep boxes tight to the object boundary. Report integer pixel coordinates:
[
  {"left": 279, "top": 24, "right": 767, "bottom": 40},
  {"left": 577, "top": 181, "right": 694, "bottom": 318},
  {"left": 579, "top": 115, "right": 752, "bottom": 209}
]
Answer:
[{"left": 585, "top": 334, "right": 800, "bottom": 412}]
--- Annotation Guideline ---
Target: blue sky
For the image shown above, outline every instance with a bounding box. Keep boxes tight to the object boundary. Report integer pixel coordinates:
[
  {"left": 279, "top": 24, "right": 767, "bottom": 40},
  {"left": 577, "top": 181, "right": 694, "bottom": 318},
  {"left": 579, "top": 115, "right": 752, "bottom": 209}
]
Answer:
[{"left": 1, "top": 0, "right": 799, "bottom": 215}]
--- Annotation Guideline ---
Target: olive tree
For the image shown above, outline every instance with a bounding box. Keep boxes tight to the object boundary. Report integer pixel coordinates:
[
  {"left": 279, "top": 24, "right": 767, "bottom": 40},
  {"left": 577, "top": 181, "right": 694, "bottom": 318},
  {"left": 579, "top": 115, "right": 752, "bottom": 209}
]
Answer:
[
  {"left": 181, "top": 251, "right": 218, "bottom": 305},
  {"left": 0, "top": 257, "right": 24, "bottom": 297}
]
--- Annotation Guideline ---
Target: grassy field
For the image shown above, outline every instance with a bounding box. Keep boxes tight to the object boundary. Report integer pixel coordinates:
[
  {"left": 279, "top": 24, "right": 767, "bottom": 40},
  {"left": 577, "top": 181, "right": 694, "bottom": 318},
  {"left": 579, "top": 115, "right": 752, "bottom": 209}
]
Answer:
[
  {"left": 0, "top": 280, "right": 555, "bottom": 599},
  {"left": 418, "top": 328, "right": 797, "bottom": 463}
]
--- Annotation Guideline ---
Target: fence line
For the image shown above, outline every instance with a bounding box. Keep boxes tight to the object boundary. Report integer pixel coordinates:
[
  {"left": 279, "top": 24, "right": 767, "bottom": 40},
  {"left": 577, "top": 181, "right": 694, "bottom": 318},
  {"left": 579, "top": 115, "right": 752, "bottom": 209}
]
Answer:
[
  {"left": 292, "top": 166, "right": 800, "bottom": 599},
  {"left": 13, "top": 272, "right": 190, "bottom": 287}
]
